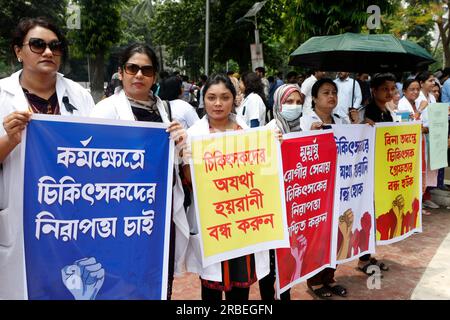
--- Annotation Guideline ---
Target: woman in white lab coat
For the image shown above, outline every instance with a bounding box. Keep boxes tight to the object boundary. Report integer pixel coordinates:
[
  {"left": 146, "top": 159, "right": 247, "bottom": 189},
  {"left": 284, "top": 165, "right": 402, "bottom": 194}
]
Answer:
[
  {"left": 91, "top": 43, "right": 189, "bottom": 300},
  {"left": 0, "top": 17, "right": 94, "bottom": 299},
  {"left": 183, "top": 74, "right": 270, "bottom": 301}
]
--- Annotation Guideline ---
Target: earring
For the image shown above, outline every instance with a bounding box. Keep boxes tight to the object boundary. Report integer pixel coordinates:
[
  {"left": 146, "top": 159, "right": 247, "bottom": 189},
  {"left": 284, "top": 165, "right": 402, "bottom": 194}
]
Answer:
[{"left": 18, "top": 57, "right": 22, "bottom": 63}]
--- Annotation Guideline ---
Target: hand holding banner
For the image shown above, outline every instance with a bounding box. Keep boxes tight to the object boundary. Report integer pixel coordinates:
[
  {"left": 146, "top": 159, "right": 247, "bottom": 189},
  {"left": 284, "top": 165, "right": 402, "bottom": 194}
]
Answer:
[{"left": 190, "top": 128, "right": 289, "bottom": 268}]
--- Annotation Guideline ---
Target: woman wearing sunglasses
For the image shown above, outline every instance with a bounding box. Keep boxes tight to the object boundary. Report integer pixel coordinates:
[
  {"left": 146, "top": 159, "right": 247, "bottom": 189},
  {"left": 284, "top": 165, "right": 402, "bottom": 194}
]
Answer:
[
  {"left": 91, "top": 43, "right": 189, "bottom": 300},
  {"left": 0, "top": 17, "right": 94, "bottom": 300}
]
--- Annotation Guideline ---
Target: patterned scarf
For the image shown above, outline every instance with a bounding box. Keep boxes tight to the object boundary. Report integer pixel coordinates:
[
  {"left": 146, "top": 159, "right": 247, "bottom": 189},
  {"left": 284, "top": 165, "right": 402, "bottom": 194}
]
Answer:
[
  {"left": 273, "top": 84, "right": 302, "bottom": 133},
  {"left": 127, "top": 91, "right": 162, "bottom": 122}
]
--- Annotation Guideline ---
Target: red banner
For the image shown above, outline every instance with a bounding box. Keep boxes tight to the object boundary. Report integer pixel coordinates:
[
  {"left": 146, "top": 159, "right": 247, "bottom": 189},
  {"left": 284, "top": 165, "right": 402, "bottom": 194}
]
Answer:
[{"left": 276, "top": 131, "right": 337, "bottom": 294}]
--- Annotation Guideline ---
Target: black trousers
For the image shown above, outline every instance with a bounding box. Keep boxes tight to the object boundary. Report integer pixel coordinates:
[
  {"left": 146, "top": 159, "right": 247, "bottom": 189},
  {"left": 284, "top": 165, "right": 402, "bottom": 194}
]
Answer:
[
  {"left": 359, "top": 254, "right": 371, "bottom": 262},
  {"left": 167, "top": 219, "right": 176, "bottom": 300},
  {"left": 258, "top": 249, "right": 291, "bottom": 300},
  {"left": 201, "top": 285, "right": 250, "bottom": 301},
  {"left": 306, "top": 268, "right": 336, "bottom": 287}
]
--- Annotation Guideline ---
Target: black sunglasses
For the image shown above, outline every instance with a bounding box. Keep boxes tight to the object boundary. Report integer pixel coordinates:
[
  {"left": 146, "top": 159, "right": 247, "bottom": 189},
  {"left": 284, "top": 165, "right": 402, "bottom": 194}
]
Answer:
[
  {"left": 22, "top": 38, "right": 64, "bottom": 56},
  {"left": 123, "top": 63, "right": 155, "bottom": 77}
]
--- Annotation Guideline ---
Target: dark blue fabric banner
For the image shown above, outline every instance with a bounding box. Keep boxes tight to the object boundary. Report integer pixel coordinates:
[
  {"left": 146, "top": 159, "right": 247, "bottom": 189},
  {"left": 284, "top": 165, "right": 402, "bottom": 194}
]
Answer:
[{"left": 23, "top": 115, "right": 173, "bottom": 300}]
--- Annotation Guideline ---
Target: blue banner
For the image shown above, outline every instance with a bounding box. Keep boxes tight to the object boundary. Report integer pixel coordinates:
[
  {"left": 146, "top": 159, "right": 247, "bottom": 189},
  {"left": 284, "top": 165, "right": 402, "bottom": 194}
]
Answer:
[{"left": 22, "top": 115, "right": 173, "bottom": 300}]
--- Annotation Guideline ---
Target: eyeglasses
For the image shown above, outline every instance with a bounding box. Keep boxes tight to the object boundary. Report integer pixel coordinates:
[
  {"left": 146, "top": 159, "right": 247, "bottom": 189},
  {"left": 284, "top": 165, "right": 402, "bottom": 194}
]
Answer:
[
  {"left": 22, "top": 38, "right": 64, "bottom": 56},
  {"left": 123, "top": 63, "right": 155, "bottom": 77}
]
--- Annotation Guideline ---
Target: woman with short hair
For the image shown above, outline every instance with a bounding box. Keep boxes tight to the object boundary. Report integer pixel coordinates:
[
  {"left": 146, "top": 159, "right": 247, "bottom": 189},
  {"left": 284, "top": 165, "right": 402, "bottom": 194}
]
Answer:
[{"left": 0, "top": 16, "right": 95, "bottom": 299}]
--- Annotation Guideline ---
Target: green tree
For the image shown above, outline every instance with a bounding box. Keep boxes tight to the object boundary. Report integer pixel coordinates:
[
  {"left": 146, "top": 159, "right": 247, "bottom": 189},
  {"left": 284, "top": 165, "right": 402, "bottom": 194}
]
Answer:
[
  {"left": 120, "top": 0, "right": 155, "bottom": 46},
  {"left": 104, "top": 0, "right": 156, "bottom": 83},
  {"left": 68, "top": 0, "right": 123, "bottom": 102},
  {"left": 385, "top": 0, "right": 435, "bottom": 52},
  {"left": 149, "top": 0, "right": 288, "bottom": 77},
  {"left": 281, "top": 0, "right": 397, "bottom": 51},
  {"left": 385, "top": 0, "right": 449, "bottom": 68},
  {"left": 209, "top": 0, "right": 287, "bottom": 72},
  {"left": 433, "top": 0, "right": 450, "bottom": 67},
  {"left": 149, "top": 0, "right": 204, "bottom": 78},
  {"left": 131, "top": 0, "right": 153, "bottom": 19}
]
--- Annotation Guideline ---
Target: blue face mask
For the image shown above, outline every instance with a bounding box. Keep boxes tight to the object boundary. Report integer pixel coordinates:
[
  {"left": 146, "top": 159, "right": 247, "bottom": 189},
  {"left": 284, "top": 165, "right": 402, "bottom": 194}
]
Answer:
[{"left": 280, "top": 104, "right": 303, "bottom": 121}]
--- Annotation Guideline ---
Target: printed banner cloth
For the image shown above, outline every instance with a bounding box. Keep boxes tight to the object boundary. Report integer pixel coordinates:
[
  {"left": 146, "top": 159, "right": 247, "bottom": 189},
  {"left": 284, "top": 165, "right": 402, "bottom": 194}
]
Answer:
[
  {"left": 190, "top": 128, "right": 289, "bottom": 267},
  {"left": 374, "top": 122, "right": 422, "bottom": 245},
  {"left": 427, "top": 103, "right": 449, "bottom": 170},
  {"left": 275, "top": 130, "right": 337, "bottom": 296},
  {"left": 22, "top": 115, "right": 173, "bottom": 300},
  {"left": 332, "top": 125, "right": 376, "bottom": 264}
]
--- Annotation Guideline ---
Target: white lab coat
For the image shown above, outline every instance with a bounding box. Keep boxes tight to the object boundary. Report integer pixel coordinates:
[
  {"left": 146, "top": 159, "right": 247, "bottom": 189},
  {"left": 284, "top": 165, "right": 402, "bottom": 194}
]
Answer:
[
  {"left": 185, "top": 114, "right": 270, "bottom": 282},
  {"left": 235, "top": 93, "right": 266, "bottom": 127},
  {"left": 92, "top": 90, "right": 190, "bottom": 276},
  {"left": 0, "top": 70, "right": 94, "bottom": 299},
  {"left": 415, "top": 91, "right": 434, "bottom": 128},
  {"left": 168, "top": 99, "right": 200, "bottom": 129},
  {"left": 300, "top": 110, "right": 350, "bottom": 131}
]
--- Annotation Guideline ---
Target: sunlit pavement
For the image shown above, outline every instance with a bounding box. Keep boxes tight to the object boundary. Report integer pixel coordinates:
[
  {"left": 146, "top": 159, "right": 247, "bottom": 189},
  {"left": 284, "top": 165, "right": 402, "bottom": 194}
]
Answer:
[{"left": 172, "top": 208, "right": 450, "bottom": 300}]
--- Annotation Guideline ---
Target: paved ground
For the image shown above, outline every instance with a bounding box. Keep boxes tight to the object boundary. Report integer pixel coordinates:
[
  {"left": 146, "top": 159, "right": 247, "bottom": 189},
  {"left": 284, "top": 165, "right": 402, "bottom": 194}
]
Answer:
[{"left": 172, "top": 207, "right": 450, "bottom": 300}]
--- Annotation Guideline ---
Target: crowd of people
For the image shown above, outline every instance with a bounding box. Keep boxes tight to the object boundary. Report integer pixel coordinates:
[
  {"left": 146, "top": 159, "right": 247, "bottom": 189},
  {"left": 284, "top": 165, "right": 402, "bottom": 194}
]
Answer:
[{"left": 1, "top": 16, "right": 450, "bottom": 301}]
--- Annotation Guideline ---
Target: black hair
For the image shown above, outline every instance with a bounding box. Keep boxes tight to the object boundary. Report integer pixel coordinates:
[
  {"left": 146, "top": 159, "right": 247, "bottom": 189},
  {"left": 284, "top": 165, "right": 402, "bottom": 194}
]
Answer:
[
  {"left": 158, "top": 76, "right": 183, "bottom": 101},
  {"left": 200, "top": 74, "right": 208, "bottom": 82},
  {"left": 311, "top": 78, "right": 338, "bottom": 109},
  {"left": 11, "top": 16, "right": 68, "bottom": 62},
  {"left": 370, "top": 73, "right": 396, "bottom": 89},
  {"left": 416, "top": 70, "right": 433, "bottom": 84},
  {"left": 202, "top": 74, "right": 236, "bottom": 102},
  {"left": 159, "top": 71, "right": 169, "bottom": 80},
  {"left": 241, "top": 71, "right": 266, "bottom": 105},
  {"left": 255, "top": 66, "right": 265, "bottom": 75},
  {"left": 402, "top": 78, "right": 420, "bottom": 92},
  {"left": 226, "top": 70, "right": 234, "bottom": 76},
  {"left": 267, "top": 75, "right": 274, "bottom": 82},
  {"left": 393, "top": 72, "right": 403, "bottom": 83},
  {"left": 119, "top": 43, "right": 159, "bottom": 74},
  {"left": 286, "top": 71, "right": 298, "bottom": 79},
  {"left": 104, "top": 78, "right": 121, "bottom": 97},
  {"left": 308, "top": 69, "right": 321, "bottom": 76},
  {"left": 442, "top": 67, "right": 450, "bottom": 78}
]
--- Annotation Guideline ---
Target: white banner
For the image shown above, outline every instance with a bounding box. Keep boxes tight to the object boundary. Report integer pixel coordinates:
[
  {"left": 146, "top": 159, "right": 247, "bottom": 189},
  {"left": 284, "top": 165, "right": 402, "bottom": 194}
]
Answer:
[{"left": 332, "top": 124, "right": 376, "bottom": 264}]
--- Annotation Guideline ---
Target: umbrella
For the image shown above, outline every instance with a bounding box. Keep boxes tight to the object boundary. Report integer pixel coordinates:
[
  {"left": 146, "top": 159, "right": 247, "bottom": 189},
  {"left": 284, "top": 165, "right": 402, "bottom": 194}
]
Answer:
[{"left": 289, "top": 33, "right": 435, "bottom": 72}]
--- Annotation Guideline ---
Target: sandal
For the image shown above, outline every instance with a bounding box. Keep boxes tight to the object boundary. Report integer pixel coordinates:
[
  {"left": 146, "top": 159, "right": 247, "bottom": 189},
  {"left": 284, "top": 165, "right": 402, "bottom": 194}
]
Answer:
[
  {"left": 358, "top": 261, "right": 375, "bottom": 276},
  {"left": 358, "top": 258, "right": 388, "bottom": 276},
  {"left": 370, "top": 258, "right": 389, "bottom": 271},
  {"left": 326, "top": 284, "right": 347, "bottom": 297},
  {"left": 307, "top": 284, "right": 332, "bottom": 299}
]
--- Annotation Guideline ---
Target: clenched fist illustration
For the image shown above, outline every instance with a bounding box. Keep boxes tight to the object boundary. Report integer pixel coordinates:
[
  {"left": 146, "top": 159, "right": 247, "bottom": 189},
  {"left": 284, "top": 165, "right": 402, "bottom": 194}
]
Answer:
[
  {"left": 61, "top": 257, "right": 105, "bottom": 300},
  {"left": 290, "top": 234, "right": 307, "bottom": 282}
]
